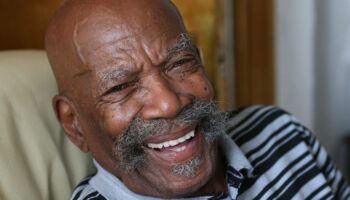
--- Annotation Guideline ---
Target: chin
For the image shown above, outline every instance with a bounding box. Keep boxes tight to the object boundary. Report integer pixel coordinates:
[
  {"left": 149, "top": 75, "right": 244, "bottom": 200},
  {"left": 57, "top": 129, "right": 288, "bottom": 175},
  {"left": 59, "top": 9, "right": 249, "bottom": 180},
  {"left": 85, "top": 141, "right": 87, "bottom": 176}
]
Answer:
[{"left": 162, "top": 155, "right": 218, "bottom": 198}]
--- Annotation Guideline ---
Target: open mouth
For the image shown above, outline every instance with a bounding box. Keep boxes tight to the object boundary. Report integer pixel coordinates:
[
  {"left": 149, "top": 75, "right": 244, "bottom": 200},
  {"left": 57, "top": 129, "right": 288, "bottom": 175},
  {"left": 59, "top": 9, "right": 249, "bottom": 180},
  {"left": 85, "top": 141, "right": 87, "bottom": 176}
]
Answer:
[{"left": 144, "top": 128, "right": 202, "bottom": 163}]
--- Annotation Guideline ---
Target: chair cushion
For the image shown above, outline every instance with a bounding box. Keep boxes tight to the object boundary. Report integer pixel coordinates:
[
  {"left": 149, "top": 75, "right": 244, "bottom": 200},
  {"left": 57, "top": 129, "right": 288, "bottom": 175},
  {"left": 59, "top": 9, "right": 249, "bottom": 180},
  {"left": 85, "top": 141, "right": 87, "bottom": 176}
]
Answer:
[{"left": 0, "top": 50, "right": 94, "bottom": 200}]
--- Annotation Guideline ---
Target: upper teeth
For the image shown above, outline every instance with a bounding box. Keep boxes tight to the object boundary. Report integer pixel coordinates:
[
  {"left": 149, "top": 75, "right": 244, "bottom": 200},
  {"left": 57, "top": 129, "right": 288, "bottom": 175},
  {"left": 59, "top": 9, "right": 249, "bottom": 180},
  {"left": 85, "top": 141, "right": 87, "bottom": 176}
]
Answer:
[{"left": 147, "top": 130, "right": 195, "bottom": 149}]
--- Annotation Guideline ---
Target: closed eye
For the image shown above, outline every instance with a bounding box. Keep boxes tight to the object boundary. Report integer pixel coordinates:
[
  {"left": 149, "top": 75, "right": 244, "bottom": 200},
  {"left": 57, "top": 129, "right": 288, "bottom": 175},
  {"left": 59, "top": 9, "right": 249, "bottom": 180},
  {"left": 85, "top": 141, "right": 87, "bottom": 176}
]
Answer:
[
  {"left": 104, "top": 79, "right": 137, "bottom": 95},
  {"left": 109, "top": 83, "right": 129, "bottom": 93},
  {"left": 173, "top": 57, "right": 195, "bottom": 67}
]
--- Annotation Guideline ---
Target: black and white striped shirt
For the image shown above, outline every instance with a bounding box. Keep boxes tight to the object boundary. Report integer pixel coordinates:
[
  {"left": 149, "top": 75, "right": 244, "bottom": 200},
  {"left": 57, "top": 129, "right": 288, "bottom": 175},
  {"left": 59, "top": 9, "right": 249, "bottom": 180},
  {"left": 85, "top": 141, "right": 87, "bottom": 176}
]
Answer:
[{"left": 71, "top": 105, "right": 350, "bottom": 200}]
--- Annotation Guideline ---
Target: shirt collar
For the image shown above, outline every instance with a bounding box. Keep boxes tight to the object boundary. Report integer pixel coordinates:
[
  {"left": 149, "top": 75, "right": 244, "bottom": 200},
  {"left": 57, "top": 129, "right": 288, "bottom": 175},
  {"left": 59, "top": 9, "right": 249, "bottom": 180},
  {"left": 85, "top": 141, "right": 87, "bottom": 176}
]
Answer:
[
  {"left": 218, "top": 133, "right": 253, "bottom": 172},
  {"left": 218, "top": 133, "right": 254, "bottom": 200}
]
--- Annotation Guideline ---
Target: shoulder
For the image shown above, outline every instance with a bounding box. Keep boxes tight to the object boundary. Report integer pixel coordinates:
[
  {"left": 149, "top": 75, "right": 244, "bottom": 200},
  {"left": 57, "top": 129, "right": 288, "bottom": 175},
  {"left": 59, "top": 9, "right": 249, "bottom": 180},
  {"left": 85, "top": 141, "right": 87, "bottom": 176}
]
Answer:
[
  {"left": 226, "top": 106, "right": 350, "bottom": 199},
  {"left": 226, "top": 105, "right": 293, "bottom": 125},
  {"left": 225, "top": 105, "right": 316, "bottom": 176},
  {"left": 71, "top": 174, "right": 107, "bottom": 200},
  {"left": 225, "top": 105, "right": 312, "bottom": 162},
  {"left": 226, "top": 105, "right": 299, "bottom": 143}
]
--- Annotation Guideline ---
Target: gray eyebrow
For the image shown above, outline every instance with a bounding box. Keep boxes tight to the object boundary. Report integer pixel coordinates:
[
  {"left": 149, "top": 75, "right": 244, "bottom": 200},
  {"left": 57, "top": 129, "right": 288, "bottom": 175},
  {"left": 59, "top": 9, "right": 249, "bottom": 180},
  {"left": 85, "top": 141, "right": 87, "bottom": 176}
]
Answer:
[
  {"left": 168, "top": 33, "right": 197, "bottom": 57},
  {"left": 95, "top": 68, "right": 132, "bottom": 92},
  {"left": 97, "top": 68, "right": 132, "bottom": 83}
]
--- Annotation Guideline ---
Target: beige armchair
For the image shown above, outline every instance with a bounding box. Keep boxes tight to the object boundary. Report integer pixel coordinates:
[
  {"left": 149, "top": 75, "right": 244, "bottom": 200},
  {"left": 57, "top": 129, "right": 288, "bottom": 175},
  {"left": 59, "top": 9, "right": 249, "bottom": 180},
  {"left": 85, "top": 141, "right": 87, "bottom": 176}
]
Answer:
[{"left": 0, "top": 50, "right": 94, "bottom": 200}]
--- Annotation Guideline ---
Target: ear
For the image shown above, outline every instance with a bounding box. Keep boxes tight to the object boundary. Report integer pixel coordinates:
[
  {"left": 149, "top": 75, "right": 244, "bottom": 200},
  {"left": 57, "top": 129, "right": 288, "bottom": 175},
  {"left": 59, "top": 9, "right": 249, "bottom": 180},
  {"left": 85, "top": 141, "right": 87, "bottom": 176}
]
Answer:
[{"left": 52, "top": 95, "right": 90, "bottom": 152}]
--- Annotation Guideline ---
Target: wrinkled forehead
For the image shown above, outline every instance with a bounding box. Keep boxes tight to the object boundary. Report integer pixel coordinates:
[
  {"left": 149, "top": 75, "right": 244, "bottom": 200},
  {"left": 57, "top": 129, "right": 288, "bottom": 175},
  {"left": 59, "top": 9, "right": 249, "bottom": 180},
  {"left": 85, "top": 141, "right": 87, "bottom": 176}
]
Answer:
[{"left": 73, "top": 2, "right": 186, "bottom": 67}]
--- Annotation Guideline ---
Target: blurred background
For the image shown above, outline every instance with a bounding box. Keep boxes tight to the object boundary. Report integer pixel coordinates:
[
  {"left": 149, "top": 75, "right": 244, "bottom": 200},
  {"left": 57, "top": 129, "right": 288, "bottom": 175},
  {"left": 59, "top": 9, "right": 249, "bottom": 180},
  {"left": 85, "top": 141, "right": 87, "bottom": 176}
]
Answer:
[{"left": 1, "top": 0, "right": 349, "bottom": 180}]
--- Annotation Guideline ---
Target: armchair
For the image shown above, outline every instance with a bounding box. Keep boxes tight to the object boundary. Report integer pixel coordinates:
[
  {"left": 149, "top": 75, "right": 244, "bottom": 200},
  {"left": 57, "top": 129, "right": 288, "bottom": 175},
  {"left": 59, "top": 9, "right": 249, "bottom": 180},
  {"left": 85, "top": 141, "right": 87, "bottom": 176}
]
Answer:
[{"left": 0, "top": 50, "right": 94, "bottom": 200}]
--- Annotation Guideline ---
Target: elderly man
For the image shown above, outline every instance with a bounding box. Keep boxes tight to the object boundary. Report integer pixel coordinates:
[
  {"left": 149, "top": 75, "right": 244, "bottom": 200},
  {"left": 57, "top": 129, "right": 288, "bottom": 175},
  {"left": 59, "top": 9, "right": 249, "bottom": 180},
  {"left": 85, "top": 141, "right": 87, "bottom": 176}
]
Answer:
[{"left": 45, "top": 0, "right": 349, "bottom": 199}]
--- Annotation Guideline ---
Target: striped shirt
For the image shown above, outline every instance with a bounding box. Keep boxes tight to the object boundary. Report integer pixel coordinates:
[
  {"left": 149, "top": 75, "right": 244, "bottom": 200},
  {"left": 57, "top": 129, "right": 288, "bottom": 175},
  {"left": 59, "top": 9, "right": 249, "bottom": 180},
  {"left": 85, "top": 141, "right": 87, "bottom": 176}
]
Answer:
[{"left": 71, "top": 105, "right": 350, "bottom": 200}]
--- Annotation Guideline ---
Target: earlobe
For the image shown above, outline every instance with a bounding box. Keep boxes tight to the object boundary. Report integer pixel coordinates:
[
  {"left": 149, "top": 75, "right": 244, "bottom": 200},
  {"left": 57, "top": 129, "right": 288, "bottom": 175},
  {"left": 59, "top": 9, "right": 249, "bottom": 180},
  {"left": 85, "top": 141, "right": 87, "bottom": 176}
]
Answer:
[{"left": 52, "top": 95, "right": 90, "bottom": 152}]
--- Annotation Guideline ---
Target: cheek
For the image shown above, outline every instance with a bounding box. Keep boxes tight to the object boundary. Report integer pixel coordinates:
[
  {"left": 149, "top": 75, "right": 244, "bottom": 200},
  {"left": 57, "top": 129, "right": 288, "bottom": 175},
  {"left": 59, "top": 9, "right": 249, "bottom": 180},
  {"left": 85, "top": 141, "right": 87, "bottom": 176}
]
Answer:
[
  {"left": 178, "top": 72, "right": 214, "bottom": 100},
  {"left": 200, "top": 78, "right": 214, "bottom": 99},
  {"left": 98, "top": 100, "right": 142, "bottom": 136}
]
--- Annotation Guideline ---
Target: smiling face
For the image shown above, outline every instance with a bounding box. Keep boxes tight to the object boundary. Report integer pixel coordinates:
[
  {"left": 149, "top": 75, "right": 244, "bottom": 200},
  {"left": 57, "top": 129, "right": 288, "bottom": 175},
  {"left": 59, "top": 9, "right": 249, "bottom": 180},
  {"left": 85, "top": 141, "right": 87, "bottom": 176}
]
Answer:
[{"left": 46, "top": 0, "right": 227, "bottom": 197}]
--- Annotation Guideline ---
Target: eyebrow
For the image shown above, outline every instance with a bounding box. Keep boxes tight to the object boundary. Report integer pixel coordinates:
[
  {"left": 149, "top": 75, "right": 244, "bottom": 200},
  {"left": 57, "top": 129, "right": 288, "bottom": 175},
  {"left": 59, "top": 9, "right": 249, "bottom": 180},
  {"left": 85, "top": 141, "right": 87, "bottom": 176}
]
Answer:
[
  {"left": 97, "top": 68, "right": 133, "bottom": 83},
  {"left": 89, "top": 67, "right": 137, "bottom": 99},
  {"left": 167, "top": 33, "right": 197, "bottom": 59}
]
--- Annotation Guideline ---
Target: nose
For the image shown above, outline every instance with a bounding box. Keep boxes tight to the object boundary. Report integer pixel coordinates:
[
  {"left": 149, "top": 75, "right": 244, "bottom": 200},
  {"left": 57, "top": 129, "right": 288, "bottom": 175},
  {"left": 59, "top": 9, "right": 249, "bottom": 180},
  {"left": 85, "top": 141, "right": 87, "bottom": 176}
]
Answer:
[{"left": 140, "top": 74, "right": 191, "bottom": 120}]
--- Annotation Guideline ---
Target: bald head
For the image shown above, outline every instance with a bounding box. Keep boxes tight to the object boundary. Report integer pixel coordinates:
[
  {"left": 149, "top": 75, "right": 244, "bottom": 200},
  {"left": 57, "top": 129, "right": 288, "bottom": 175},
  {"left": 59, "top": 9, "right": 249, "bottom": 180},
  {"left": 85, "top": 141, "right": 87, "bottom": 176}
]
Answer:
[{"left": 45, "top": 0, "right": 185, "bottom": 96}]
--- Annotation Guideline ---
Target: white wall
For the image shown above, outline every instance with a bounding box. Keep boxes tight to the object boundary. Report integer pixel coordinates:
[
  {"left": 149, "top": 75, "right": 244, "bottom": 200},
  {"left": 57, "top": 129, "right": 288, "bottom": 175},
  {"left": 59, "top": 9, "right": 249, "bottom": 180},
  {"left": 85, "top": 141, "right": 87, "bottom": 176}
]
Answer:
[
  {"left": 275, "top": 0, "right": 316, "bottom": 129},
  {"left": 275, "top": 0, "right": 350, "bottom": 175},
  {"left": 314, "top": 0, "right": 350, "bottom": 173}
]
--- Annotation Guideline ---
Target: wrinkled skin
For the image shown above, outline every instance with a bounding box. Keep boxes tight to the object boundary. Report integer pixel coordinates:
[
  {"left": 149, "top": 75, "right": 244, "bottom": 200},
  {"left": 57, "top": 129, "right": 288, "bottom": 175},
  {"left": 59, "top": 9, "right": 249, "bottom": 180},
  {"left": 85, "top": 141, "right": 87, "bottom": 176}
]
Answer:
[{"left": 45, "top": 0, "right": 227, "bottom": 197}]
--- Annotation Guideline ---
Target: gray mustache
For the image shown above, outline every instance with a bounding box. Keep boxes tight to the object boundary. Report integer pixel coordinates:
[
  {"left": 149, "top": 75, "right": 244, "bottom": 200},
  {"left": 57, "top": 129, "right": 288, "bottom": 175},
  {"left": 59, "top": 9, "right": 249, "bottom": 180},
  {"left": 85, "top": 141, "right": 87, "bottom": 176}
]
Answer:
[{"left": 126, "top": 100, "right": 220, "bottom": 139}]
